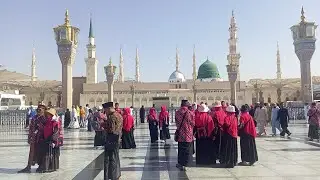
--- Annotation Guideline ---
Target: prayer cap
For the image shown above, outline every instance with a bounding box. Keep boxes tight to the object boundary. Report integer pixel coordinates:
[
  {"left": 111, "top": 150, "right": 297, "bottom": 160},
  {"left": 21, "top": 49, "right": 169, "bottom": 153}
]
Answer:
[{"left": 102, "top": 102, "right": 114, "bottom": 108}]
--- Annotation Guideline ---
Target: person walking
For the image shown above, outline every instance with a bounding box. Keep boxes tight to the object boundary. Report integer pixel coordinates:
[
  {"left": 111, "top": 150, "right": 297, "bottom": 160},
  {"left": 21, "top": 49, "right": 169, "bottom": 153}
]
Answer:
[
  {"left": 278, "top": 102, "right": 292, "bottom": 137},
  {"left": 254, "top": 103, "right": 268, "bottom": 136},
  {"left": 271, "top": 103, "right": 282, "bottom": 136}
]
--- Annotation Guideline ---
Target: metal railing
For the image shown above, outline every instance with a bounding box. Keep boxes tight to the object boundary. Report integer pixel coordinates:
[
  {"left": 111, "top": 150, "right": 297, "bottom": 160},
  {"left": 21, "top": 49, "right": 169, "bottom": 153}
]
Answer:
[
  {"left": 0, "top": 107, "right": 305, "bottom": 128},
  {"left": 0, "top": 108, "right": 178, "bottom": 127},
  {"left": 288, "top": 107, "right": 306, "bottom": 120},
  {"left": 0, "top": 110, "right": 27, "bottom": 126}
]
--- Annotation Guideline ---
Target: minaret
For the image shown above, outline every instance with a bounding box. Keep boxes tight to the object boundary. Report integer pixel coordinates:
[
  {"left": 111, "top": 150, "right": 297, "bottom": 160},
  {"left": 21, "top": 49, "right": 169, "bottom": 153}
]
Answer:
[
  {"left": 85, "top": 15, "right": 98, "bottom": 84},
  {"left": 135, "top": 47, "right": 140, "bottom": 82},
  {"left": 227, "top": 10, "right": 241, "bottom": 104},
  {"left": 118, "top": 47, "right": 124, "bottom": 82},
  {"left": 276, "top": 42, "right": 282, "bottom": 79},
  {"left": 176, "top": 47, "right": 180, "bottom": 71},
  {"left": 227, "top": 11, "right": 241, "bottom": 71},
  {"left": 31, "top": 47, "right": 37, "bottom": 81},
  {"left": 192, "top": 45, "right": 196, "bottom": 80}
]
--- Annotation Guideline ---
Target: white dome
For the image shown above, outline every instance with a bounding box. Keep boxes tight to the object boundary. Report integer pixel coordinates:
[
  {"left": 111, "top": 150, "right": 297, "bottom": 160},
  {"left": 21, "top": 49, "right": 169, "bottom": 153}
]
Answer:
[{"left": 168, "top": 70, "right": 186, "bottom": 83}]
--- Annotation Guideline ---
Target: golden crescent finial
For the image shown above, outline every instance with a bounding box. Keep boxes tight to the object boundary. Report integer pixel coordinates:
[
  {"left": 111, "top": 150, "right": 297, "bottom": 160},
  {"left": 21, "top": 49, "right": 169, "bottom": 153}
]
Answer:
[
  {"left": 300, "top": 6, "right": 305, "bottom": 23},
  {"left": 64, "top": 9, "right": 70, "bottom": 26},
  {"left": 109, "top": 57, "right": 112, "bottom": 65}
]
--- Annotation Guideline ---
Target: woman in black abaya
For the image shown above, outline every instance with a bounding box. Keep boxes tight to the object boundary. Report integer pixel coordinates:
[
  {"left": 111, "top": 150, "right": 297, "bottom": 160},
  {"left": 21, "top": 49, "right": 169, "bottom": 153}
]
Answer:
[
  {"left": 238, "top": 105, "right": 258, "bottom": 166},
  {"left": 148, "top": 108, "right": 159, "bottom": 143},
  {"left": 220, "top": 105, "right": 238, "bottom": 168}
]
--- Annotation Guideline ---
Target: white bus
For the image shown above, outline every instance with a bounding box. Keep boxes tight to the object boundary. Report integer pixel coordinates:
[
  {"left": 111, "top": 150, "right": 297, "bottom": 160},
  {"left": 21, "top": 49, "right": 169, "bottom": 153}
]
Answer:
[{"left": 0, "top": 93, "right": 26, "bottom": 110}]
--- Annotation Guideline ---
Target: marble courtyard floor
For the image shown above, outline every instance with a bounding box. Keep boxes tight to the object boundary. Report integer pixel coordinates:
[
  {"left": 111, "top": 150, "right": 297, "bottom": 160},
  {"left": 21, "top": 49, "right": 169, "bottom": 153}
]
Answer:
[{"left": 1, "top": 123, "right": 320, "bottom": 180}]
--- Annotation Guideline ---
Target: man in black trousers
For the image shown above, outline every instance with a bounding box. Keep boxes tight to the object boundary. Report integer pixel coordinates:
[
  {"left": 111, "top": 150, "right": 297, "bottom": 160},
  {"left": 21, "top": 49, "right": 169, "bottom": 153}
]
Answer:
[{"left": 278, "top": 102, "right": 292, "bottom": 137}]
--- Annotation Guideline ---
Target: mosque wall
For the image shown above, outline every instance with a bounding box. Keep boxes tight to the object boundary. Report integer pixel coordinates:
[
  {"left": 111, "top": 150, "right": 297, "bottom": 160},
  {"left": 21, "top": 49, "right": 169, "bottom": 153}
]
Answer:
[{"left": 80, "top": 88, "right": 251, "bottom": 108}]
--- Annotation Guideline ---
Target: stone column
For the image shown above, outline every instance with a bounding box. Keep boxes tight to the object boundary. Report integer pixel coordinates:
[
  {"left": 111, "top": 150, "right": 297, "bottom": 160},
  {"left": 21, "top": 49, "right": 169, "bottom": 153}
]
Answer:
[
  {"left": 297, "top": 50, "right": 314, "bottom": 103},
  {"left": 130, "top": 83, "right": 135, "bottom": 107},
  {"left": 53, "top": 10, "right": 79, "bottom": 110},
  {"left": 104, "top": 58, "right": 116, "bottom": 102},
  {"left": 227, "top": 64, "right": 238, "bottom": 105},
  {"left": 61, "top": 61, "right": 73, "bottom": 109},
  {"left": 108, "top": 81, "right": 114, "bottom": 102}
]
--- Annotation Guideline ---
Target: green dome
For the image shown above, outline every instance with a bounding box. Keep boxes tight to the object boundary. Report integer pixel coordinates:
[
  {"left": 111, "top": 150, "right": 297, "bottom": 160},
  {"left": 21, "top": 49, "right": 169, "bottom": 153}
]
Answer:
[{"left": 197, "top": 59, "right": 220, "bottom": 79}]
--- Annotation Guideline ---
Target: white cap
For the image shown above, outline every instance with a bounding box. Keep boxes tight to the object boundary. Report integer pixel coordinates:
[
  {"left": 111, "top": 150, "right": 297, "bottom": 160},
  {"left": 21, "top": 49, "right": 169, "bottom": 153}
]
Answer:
[
  {"left": 198, "top": 104, "right": 209, "bottom": 113},
  {"left": 226, "top": 105, "right": 236, "bottom": 113}
]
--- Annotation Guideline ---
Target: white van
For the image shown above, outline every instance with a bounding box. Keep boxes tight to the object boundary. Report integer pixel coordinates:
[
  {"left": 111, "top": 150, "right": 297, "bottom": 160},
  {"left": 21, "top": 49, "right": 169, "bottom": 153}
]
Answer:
[{"left": 0, "top": 93, "right": 26, "bottom": 110}]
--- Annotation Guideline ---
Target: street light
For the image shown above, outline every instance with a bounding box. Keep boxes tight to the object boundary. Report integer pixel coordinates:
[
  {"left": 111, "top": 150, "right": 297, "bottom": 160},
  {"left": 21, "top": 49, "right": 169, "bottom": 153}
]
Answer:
[{"left": 291, "top": 7, "right": 317, "bottom": 103}]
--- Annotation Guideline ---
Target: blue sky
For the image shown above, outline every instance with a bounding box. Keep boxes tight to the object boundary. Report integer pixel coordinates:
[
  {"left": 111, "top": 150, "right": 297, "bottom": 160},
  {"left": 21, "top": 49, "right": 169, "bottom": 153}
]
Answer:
[{"left": 0, "top": 0, "right": 319, "bottom": 82}]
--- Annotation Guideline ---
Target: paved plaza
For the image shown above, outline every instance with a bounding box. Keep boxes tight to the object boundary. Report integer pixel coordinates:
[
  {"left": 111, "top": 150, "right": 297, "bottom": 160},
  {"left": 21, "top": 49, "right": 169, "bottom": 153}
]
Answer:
[{"left": 1, "top": 122, "right": 320, "bottom": 180}]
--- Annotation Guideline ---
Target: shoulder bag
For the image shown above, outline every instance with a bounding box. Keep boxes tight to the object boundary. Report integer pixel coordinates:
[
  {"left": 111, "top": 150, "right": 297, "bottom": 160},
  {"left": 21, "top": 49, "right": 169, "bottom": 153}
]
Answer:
[
  {"left": 174, "top": 112, "right": 187, "bottom": 142},
  {"left": 238, "top": 117, "right": 251, "bottom": 136}
]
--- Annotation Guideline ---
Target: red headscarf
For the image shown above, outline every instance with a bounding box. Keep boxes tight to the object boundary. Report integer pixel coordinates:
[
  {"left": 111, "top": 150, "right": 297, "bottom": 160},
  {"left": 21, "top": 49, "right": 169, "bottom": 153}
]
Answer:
[
  {"left": 122, "top": 108, "right": 134, "bottom": 132},
  {"left": 43, "top": 116, "right": 58, "bottom": 140},
  {"left": 224, "top": 112, "right": 238, "bottom": 138},
  {"left": 159, "top": 106, "right": 169, "bottom": 128},
  {"left": 212, "top": 106, "right": 226, "bottom": 130},
  {"left": 239, "top": 112, "right": 256, "bottom": 137},
  {"left": 194, "top": 105, "right": 201, "bottom": 118},
  {"left": 195, "top": 111, "right": 214, "bottom": 138},
  {"left": 148, "top": 108, "right": 157, "bottom": 122}
]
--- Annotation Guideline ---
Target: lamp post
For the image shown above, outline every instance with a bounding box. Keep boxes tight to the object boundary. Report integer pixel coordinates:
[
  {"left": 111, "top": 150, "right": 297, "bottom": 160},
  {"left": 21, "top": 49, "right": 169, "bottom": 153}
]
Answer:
[
  {"left": 130, "top": 81, "right": 135, "bottom": 107},
  {"left": 227, "top": 64, "right": 239, "bottom": 105},
  {"left": 53, "top": 10, "right": 79, "bottom": 110},
  {"left": 291, "top": 7, "right": 317, "bottom": 104},
  {"left": 192, "top": 80, "right": 197, "bottom": 103},
  {"left": 104, "top": 58, "right": 116, "bottom": 102}
]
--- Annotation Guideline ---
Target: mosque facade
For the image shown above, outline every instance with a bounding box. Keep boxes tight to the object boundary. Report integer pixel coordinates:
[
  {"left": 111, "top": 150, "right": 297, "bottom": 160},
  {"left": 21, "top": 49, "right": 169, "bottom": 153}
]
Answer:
[{"left": 1, "top": 11, "right": 320, "bottom": 108}]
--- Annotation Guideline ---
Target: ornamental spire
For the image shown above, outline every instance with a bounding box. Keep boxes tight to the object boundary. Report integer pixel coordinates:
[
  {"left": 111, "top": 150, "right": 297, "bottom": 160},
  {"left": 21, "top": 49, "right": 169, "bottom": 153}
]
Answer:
[
  {"left": 119, "top": 47, "right": 124, "bottom": 82},
  {"left": 135, "top": 47, "right": 140, "bottom": 82},
  {"left": 31, "top": 46, "right": 37, "bottom": 81},
  {"left": 276, "top": 42, "right": 282, "bottom": 79},
  {"left": 176, "top": 47, "right": 180, "bottom": 71},
  {"left": 192, "top": 45, "right": 197, "bottom": 81},
  {"left": 89, "top": 14, "right": 94, "bottom": 38}
]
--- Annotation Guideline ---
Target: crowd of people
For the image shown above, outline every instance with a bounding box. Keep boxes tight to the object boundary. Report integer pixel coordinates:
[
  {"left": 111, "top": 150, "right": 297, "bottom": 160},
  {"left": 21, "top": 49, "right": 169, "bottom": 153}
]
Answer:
[
  {"left": 19, "top": 98, "right": 320, "bottom": 179},
  {"left": 173, "top": 100, "right": 258, "bottom": 170}
]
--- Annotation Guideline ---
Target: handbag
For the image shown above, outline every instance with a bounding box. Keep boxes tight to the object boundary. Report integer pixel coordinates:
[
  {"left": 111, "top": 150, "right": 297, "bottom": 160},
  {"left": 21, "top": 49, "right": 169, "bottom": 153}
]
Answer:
[
  {"left": 105, "top": 133, "right": 119, "bottom": 150},
  {"left": 174, "top": 112, "right": 187, "bottom": 142}
]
